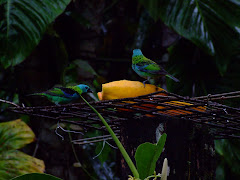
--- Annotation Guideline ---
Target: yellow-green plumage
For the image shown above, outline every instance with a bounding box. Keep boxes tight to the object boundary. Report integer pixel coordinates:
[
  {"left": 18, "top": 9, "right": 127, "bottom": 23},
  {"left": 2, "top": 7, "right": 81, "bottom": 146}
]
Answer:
[
  {"left": 132, "top": 49, "right": 179, "bottom": 84},
  {"left": 30, "top": 84, "right": 92, "bottom": 105}
]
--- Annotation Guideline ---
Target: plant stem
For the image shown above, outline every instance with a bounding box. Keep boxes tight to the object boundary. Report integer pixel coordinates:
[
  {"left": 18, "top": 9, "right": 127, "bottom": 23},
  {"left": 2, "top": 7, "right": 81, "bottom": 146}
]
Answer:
[
  {"left": 68, "top": 131, "right": 97, "bottom": 180},
  {"left": 80, "top": 95, "right": 139, "bottom": 178}
]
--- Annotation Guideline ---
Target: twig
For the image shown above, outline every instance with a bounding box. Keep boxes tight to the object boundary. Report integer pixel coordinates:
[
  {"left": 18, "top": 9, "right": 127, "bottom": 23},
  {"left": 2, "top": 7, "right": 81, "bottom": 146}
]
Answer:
[
  {"left": 196, "top": 91, "right": 240, "bottom": 100},
  {"left": 0, "top": 99, "right": 20, "bottom": 107},
  {"left": 73, "top": 136, "right": 120, "bottom": 145},
  {"left": 72, "top": 134, "right": 114, "bottom": 142},
  {"left": 73, "top": 137, "right": 116, "bottom": 145}
]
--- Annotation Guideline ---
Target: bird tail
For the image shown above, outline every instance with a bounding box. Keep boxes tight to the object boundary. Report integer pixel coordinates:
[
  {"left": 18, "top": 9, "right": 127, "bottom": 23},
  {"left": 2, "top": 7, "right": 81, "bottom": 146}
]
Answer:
[
  {"left": 166, "top": 74, "right": 180, "bottom": 82},
  {"left": 26, "top": 93, "right": 45, "bottom": 96}
]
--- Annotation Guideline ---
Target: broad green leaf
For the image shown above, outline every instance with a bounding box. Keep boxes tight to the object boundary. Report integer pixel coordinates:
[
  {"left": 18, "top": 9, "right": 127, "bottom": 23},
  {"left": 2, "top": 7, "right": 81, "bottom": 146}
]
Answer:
[
  {"left": 135, "top": 133, "right": 167, "bottom": 179},
  {"left": 0, "top": 120, "right": 44, "bottom": 179},
  {"left": 0, "top": 150, "right": 45, "bottom": 180},
  {"left": 0, "top": 0, "right": 71, "bottom": 69},
  {"left": 0, "top": 119, "right": 35, "bottom": 152},
  {"left": 11, "top": 173, "right": 61, "bottom": 180},
  {"left": 139, "top": 0, "right": 240, "bottom": 75}
]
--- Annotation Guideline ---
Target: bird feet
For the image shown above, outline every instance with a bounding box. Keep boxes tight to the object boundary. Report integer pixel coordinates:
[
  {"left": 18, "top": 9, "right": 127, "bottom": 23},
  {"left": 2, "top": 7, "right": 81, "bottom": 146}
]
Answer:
[
  {"left": 142, "top": 79, "right": 149, "bottom": 88},
  {"left": 55, "top": 103, "right": 66, "bottom": 111}
]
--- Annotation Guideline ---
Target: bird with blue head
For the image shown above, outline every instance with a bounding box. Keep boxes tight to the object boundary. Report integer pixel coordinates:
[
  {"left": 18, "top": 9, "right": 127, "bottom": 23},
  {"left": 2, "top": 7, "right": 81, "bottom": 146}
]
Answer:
[
  {"left": 30, "top": 84, "right": 93, "bottom": 105},
  {"left": 132, "top": 49, "right": 179, "bottom": 86}
]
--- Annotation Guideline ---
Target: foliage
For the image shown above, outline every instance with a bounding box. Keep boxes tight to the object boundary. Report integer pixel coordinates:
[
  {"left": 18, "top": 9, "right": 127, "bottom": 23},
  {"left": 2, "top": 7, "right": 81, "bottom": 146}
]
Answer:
[
  {"left": 166, "top": 40, "right": 219, "bottom": 96},
  {"left": 135, "top": 134, "right": 167, "bottom": 179},
  {"left": 0, "top": 0, "right": 71, "bottom": 68},
  {"left": 81, "top": 95, "right": 167, "bottom": 179},
  {"left": 63, "top": 59, "right": 98, "bottom": 86},
  {"left": 0, "top": 0, "right": 240, "bottom": 179},
  {"left": 0, "top": 119, "right": 44, "bottom": 180},
  {"left": 139, "top": 0, "right": 240, "bottom": 75},
  {"left": 80, "top": 95, "right": 139, "bottom": 178},
  {"left": 215, "top": 139, "right": 240, "bottom": 179},
  {"left": 95, "top": 141, "right": 112, "bottom": 164},
  {"left": 0, "top": 119, "right": 34, "bottom": 151},
  {"left": 11, "top": 173, "right": 61, "bottom": 180}
]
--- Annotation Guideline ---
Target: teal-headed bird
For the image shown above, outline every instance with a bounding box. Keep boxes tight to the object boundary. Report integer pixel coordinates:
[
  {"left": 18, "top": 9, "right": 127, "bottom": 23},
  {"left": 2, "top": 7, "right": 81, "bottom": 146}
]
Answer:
[
  {"left": 30, "top": 84, "right": 92, "bottom": 105},
  {"left": 132, "top": 49, "right": 179, "bottom": 85}
]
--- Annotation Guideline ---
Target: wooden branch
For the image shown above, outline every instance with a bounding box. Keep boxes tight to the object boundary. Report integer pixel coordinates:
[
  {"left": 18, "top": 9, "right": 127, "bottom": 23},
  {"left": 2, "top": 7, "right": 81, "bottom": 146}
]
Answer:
[
  {"left": 8, "top": 90, "right": 240, "bottom": 139},
  {"left": 0, "top": 99, "right": 20, "bottom": 107}
]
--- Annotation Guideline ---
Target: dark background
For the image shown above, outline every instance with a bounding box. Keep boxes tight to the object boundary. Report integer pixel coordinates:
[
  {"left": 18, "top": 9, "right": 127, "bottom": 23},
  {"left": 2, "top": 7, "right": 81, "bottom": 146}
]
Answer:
[{"left": 1, "top": 0, "right": 240, "bottom": 179}]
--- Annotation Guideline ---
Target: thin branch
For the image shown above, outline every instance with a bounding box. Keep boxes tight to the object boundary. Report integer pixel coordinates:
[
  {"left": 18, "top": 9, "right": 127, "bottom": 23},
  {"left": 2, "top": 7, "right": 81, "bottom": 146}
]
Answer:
[
  {"left": 72, "top": 134, "right": 114, "bottom": 142},
  {"left": 0, "top": 99, "right": 20, "bottom": 107},
  {"left": 73, "top": 136, "right": 119, "bottom": 145},
  {"left": 196, "top": 91, "right": 240, "bottom": 100}
]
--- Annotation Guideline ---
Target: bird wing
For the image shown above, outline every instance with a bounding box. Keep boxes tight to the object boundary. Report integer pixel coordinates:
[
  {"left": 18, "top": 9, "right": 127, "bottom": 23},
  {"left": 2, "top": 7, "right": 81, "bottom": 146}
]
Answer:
[
  {"left": 135, "top": 60, "right": 167, "bottom": 75},
  {"left": 27, "top": 88, "right": 65, "bottom": 97},
  {"left": 45, "top": 87, "right": 66, "bottom": 97},
  {"left": 57, "top": 87, "right": 78, "bottom": 97},
  {"left": 44, "top": 87, "right": 76, "bottom": 98}
]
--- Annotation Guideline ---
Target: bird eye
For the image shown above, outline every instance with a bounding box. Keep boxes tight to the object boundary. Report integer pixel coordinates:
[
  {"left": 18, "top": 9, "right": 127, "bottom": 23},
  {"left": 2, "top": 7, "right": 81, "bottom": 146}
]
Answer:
[{"left": 85, "top": 87, "right": 88, "bottom": 89}]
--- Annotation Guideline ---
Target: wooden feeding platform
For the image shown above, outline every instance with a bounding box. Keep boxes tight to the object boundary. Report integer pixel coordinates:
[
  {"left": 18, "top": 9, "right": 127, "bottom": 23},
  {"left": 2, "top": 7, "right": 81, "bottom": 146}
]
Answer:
[
  {"left": 9, "top": 90, "right": 240, "bottom": 139},
  {"left": 8, "top": 90, "right": 240, "bottom": 179}
]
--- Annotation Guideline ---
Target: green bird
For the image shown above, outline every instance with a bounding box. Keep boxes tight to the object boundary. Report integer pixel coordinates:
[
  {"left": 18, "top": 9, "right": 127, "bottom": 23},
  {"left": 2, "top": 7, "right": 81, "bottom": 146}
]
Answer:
[
  {"left": 30, "top": 84, "right": 93, "bottom": 105},
  {"left": 132, "top": 49, "right": 179, "bottom": 86}
]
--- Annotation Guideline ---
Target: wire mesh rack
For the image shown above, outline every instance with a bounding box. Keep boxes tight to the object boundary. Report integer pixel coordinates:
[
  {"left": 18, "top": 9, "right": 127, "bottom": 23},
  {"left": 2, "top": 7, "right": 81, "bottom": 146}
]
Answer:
[{"left": 9, "top": 90, "right": 240, "bottom": 140}]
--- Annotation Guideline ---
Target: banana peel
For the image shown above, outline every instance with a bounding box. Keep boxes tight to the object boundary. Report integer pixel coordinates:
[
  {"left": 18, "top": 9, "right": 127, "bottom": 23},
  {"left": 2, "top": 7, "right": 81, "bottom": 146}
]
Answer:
[{"left": 97, "top": 80, "right": 206, "bottom": 116}]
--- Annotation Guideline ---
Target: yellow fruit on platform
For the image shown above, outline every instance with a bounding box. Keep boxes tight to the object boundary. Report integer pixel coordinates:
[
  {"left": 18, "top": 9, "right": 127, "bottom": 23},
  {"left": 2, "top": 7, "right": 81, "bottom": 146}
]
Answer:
[
  {"left": 97, "top": 80, "right": 206, "bottom": 116},
  {"left": 97, "top": 80, "right": 164, "bottom": 100}
]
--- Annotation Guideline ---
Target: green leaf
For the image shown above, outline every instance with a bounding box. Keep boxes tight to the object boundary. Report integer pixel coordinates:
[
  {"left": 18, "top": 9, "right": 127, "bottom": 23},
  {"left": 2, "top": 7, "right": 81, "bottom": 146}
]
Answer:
[
  {"left": 63, "top": 59, "right": 98, "bottom": 86},
  {"left": 80, "top": 95, "right": 139, "bottom": 178},
  {"left": 139, "top": 0, "right": 240, "bottom": 75},
  {"left": 135, "top": 133, "right": 167, "bottom": 179},
  {"left": 11, "top": 173, "right": 61, "bottom": 180},
  {"left": 0, "top": 150, "right": 45, "bottom": 180},
  {"left": 0, "top": 119, "right": 44, "bottom": 179},
  {"left": 215, "top": 162, "right": 226, "bottom": 180},
  {"left": 215, "top": 139, "right": 240, "bottom": 176},
  {"left": 0, "top": 0, "right": 71, "bottom": 69},
  {"left": 0, "top": 119, "right": 35, "bottom": 152},
  {"left": 95, "top": 142, "right": 112, "bottom": 164}
]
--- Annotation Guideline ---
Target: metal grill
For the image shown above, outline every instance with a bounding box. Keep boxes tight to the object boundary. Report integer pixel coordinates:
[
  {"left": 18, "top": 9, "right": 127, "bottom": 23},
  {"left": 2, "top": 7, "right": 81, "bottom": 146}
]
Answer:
[{"left": 9, "top": 91, "right": 240, "bottom": 139}]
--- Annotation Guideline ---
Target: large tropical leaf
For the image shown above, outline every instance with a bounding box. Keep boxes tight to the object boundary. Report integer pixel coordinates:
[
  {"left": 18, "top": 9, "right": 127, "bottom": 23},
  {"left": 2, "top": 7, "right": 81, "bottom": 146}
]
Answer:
[
  {"left": 139, "top": 0, "right": 240, "bottom": 75},
  {"left": 0, "top": 150, "right": 45, "bottom": 180},
  {"left": 11, "top": 173, "right": 62, "bottom": 180},
  {"left": 0, "top": 119, "right": 45, "bottom": 179},
  {"left": 0, "top": 0, "right": 71, "bottom": 68},
  {"left": 0, "top": 119, "right": 35, "bottom": 152}
]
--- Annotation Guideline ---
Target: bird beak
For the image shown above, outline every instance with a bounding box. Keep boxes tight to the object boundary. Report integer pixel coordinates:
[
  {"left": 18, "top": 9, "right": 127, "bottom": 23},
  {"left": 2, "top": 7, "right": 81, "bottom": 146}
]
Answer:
[{"left": 88, "top": 89, "right": 93, "bottom": 93}]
